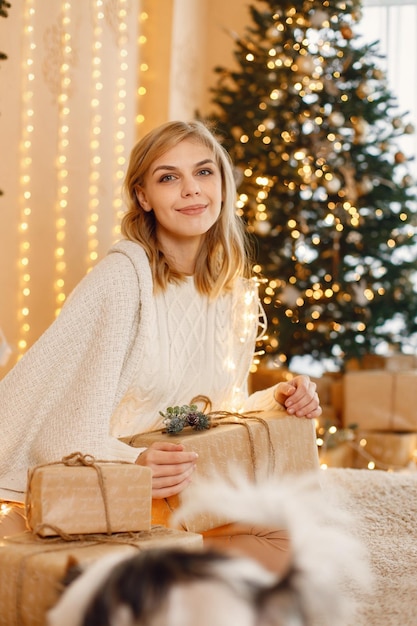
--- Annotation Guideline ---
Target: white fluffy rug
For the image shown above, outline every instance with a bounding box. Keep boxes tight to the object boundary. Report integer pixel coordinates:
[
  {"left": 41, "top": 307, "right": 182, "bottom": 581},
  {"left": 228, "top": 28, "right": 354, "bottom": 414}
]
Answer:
[{"left": 320, "top": 468, "right": 417, "bottom": 626}]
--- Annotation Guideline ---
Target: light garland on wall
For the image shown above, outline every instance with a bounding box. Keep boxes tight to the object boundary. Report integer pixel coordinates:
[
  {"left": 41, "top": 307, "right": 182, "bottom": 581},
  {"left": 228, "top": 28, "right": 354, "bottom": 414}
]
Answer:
[
  {"left": 112, "top": 0, "right": 130, "bottom": 240},
  {"left": 53, "top": 0, "right": 72, "bottom": 317},
  {"left": 86, "top": 0, "right": 105, "bottom": 274},
  {"left": 15, "top": 1, "right": 146, "bottom": 350},
  {"left": 136, "top": 10, "right": 149, "bottom": 130},
  {"left": 17, "top": 0, "right": 36, "bottom": 358}
]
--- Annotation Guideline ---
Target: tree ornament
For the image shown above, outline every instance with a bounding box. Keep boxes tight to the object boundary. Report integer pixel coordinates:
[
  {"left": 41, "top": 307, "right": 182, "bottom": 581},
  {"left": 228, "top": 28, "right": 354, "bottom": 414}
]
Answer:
[
  {"left": 356, "top": 81, "right": 372, "bottom": 99},
  {"left": 394, "top": 151, "right": 407, "bottom": 164},
  {"left": 295, "top": 55, "right": 316, "bottom": 75},
  {"left": 280, "top": 284, "right": 301, "bottom": 307},
  {"left": 402, "top": 174, "right": 414, "bottom": 187},
  {"left": 340, "top": 24, "right": 354, "bottom": 40},
  {"left": 372, "top": 68, "right": 384, "bottom": 81},
  {"left": 324, "top": 176, "right": 342, "bottom": 194},
  {"left": 356, "top": 177, "right": 374, "bottom": 196},
  {"left": 328, "top": 111, "right": 345, "bottom": 127},
  {"left": 254, "top": 220, "right": 272, "bottom": 236},
  {"left": 308, "top": 9, "right": 330, "bottom": 29}
]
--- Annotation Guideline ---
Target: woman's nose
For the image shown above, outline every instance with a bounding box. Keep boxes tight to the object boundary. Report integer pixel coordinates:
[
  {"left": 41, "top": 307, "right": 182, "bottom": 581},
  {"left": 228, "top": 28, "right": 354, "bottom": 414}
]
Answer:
[{"left": 181, "top": 176, "right": 201, "bottom": 196}]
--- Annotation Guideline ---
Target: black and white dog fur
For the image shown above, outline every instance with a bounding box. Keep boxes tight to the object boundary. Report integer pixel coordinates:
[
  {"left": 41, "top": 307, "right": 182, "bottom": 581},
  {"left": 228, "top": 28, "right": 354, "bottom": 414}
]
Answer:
[{"left": 47, "top": 472, "right": 372, "bottom": 626}]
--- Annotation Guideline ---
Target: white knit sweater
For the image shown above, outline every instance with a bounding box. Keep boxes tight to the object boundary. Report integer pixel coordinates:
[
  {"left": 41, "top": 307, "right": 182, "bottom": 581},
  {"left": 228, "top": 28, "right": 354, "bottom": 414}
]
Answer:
[{"left": 0, "top": 240, "right": 278, "bottom": 500}]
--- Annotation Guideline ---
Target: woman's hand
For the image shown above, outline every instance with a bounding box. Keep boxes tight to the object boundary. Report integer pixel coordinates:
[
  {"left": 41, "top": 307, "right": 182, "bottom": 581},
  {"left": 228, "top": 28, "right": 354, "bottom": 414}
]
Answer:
[
  {"left": 274, "top": 375, "right": 322, "bottom": 419},
  {"left": 135, "top": 441, "right": 198, "bottom": 499}
]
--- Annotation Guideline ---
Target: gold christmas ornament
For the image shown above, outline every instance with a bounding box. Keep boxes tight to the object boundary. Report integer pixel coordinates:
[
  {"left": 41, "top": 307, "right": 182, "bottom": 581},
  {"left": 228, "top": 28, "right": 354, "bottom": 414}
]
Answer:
[
  {"left": 340, "top": 24, "right": 354, "bottom": 40},
  {"left": 394, "top": 151, "right": 407, "bottom": 164}
]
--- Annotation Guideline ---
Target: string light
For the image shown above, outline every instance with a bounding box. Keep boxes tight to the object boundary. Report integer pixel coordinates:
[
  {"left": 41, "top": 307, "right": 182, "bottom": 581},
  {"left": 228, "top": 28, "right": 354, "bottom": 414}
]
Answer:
[
  {"left": 53, "top": 1, "right": 72, "bottom": 316},
  {"left": 135, "top": 11, "right": 149, "bottom": 129},
  {"left": 112, "top": 0, "right": 130, "bottom": 240},
  {"left": 318, "top": 423, "right": 417, "bottom": 472},
  {"left": 17, "top": 0, "right": 36, "bottom": 358},
  {"left": 86, "top": 1, "right": 105, "bottom": 273}
]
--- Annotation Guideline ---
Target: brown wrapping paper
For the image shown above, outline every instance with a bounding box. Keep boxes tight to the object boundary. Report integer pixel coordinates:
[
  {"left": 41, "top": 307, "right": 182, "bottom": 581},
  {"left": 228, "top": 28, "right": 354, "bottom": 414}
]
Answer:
[
  {"left": 353, "top": 430, "right": 417, "bottom": 470},
  {"left": 124, "top": 411, "right": 319, "bottom": 533},
  {"left": 0, "top": 527, "right": 203, "bottom": 626},
  {"left": 319, "top": 442, "right": 355, "bottom": 469},
  {"left": 361, "top": 353, "right": 417, "bottom": 371},
  {"left": 26, "top": 459, "right": 152, "bottom": 537},
  {"left": 343, "top": 370, "right": 417, "bottom": 432}
]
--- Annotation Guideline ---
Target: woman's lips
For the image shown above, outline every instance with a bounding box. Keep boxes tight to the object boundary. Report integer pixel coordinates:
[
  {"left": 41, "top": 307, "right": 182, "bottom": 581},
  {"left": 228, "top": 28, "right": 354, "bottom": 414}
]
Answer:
[{"left": 177, "top": 204, "right": 207, "bottom": 215}]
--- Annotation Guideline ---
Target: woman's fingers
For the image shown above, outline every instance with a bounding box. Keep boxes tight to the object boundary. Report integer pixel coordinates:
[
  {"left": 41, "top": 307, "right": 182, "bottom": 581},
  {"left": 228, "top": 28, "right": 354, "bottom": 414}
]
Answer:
[
  {"left": 275, "top": 376, "right": 322, "bottom": 419},
  {"left": 135, "top": 440, "right": 199, "bottom": 498},
  {"left": 151, "top": 465, "right": 196, "bottom": 499}
]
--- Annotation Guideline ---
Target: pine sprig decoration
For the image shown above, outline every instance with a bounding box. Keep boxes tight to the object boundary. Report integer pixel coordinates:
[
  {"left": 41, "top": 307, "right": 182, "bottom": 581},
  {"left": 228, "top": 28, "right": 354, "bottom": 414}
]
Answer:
[{"left": 159, "top": 404, "right": 211, "bottom": 434}]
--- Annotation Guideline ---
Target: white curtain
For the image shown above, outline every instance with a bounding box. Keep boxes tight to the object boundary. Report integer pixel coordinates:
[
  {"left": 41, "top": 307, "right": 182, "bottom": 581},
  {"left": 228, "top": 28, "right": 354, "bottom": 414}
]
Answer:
[{"left": 362, "top": 0, "right": 417, "bottom": 178}]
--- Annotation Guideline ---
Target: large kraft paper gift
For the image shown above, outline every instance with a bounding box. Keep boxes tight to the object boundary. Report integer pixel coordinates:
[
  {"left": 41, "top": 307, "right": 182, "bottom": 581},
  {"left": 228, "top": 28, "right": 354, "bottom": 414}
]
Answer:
[
  {"left": 123, "top": 410, "right": 319, "bottom": 533},
  {"left": 343, "top": 370, "right": 417, "bottom": 432},
  {"left": 25, "top": 453, "right": 152, "bottom": 537},
  {"left": 353, "top": 430, "right": 417, "bottom": 470},
  {"left": 0, "top": 526, "right": 203, "bottom": 626}
]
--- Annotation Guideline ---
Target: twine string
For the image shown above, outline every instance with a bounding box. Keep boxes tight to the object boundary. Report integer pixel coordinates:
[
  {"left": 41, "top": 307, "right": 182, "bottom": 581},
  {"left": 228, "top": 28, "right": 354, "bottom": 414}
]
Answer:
[
  {"left": 25, "top": 452, "right": 135, "bottom": 538},
  {"left": 7, "top": 525, "right": 172, "bottom": 626}
]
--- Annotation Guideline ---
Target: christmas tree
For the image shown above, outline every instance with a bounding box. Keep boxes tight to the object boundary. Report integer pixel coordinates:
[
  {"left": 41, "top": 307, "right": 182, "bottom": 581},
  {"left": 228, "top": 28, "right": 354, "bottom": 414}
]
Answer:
[{"left": 207, "top": 0, "right": 417, "bottom": 370}]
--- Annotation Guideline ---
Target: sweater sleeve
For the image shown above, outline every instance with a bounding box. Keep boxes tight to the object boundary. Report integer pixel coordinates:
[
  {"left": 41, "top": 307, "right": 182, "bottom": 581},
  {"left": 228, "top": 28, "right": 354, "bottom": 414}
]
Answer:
[
  {"left": 0, "top": 251, "right": 143, "bottom": 492},
  {"left": 242, "top": 385, "right": 284, "bottom": 412}
]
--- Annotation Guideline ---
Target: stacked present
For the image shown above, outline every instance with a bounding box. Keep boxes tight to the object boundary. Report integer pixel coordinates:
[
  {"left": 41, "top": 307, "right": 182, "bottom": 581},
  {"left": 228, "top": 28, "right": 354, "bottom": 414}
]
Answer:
[
  {"left": 0, "top": 453, "right": 203, "bottom": 626},
  {"left": 342, "top": 366, "right": 417, "bottom": 470},
  {"left": 250, "top": 367, "right": 343, "bottom": 426},
  {"left": 0, "top": 410, "right": 320, "bottom": 625},
  {"left": 123, "top": 409, "right": 320, "bottom": 533}
]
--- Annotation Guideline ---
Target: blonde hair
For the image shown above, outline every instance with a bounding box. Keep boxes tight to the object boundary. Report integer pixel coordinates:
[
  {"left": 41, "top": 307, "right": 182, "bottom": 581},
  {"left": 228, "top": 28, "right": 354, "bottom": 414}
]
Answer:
[{"left": 121, "top": 120, "right": 253, "bottom": 297}]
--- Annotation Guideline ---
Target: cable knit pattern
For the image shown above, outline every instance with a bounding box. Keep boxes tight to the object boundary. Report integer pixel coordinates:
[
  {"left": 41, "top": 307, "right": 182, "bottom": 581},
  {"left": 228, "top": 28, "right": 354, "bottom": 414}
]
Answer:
[{"left": 0, "top": 240, "right": 276, "bottom": 499}]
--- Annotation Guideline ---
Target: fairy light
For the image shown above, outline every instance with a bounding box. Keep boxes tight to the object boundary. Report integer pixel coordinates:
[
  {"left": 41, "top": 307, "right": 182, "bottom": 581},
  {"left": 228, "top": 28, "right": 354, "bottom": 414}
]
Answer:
[
  {"left": 86, "top": 1, "right": 105, "bottom": 272},
  {"left": 53, "top": 1, "right": 72, "bottom": 317},
  {"left": 112, "top": 0, "right": 131, "bottom": 240},
  {"left": 17, "top": 0, "right": 36, "bottom": 358},
  {"left": 135, "top": 12, "right": 149, "bottom": 128}
]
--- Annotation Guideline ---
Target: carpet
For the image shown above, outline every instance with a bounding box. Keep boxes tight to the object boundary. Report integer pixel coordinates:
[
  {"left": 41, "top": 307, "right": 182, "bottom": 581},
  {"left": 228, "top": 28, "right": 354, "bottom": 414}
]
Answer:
[{"left": 320, "top": 468, "right": 417, "bottom": 626}]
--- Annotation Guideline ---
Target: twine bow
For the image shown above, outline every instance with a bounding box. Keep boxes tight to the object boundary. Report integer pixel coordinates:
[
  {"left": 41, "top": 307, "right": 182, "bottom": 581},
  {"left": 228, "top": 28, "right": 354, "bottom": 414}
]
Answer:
[{"left": 25, "top": 452, "right": 133, "bottom": 539}]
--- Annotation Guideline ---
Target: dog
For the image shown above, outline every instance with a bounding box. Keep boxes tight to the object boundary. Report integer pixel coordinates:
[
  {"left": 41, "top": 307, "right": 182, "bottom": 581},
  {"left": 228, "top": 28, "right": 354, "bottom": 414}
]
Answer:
[{"left": 47, "top": 472, "right": 372, "bottom": 626}]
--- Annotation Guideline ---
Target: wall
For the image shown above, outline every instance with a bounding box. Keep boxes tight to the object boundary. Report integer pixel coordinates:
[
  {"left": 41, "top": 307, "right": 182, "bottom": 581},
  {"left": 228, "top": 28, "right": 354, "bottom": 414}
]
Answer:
[{"left": 0, "top": 0, "right": 250, "bottom": 376}]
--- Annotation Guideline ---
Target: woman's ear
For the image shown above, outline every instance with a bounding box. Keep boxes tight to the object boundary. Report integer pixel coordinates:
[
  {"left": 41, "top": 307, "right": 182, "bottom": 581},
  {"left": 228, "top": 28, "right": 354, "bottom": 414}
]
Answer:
[{"left": 135, "top": 186, "right": 152, "bottom": 212}]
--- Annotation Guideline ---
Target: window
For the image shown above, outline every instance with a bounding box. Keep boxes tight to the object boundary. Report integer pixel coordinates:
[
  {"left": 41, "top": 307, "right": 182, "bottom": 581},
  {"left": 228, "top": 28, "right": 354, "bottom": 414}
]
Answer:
[{"left": 361, "top": 0, "right": 417, "bottom": 178}]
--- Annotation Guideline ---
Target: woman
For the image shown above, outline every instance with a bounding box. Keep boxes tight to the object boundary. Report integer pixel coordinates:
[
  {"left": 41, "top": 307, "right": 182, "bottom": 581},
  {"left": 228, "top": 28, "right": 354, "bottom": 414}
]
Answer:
[{"left": 0, "top": 121, "right": 321, "bottom": 572}]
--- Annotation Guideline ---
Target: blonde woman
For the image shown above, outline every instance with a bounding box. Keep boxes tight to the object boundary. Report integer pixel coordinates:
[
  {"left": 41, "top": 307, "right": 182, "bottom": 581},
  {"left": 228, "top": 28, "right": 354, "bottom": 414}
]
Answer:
[{"left": 0, "top": 121, "right": 321, "bottom": 573}]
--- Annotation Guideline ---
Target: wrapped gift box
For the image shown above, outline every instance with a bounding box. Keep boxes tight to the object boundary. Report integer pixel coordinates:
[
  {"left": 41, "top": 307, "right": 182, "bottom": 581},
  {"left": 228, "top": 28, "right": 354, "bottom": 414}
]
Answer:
[
  {"left": 249, "top": 368, "right": 343, "bottom": 425},
  {"left": 124, "top": 410, "right": 319, "bottom": 533},
  {"left": 343, "top": 370, "right": 417, "bottom": 432},
  {"left": 0, "top": 527, "right": 203, "bottom": 626},
  {"left": 361, "top": 353, "right": 416, "bottom": 371},
  {"left": 353, "top": 430, "right": 417, "bottom": 470},
  {"left": 26, "top": 459, "right": 152, "bottom": 537},
  {"left": 319, "top": 441, "right": 356, "bottom": 469}
]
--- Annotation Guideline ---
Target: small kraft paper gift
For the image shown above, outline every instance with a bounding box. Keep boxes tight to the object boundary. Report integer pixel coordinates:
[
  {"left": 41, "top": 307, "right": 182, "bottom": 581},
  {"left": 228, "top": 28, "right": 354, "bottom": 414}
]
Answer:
[
  {"left": 122, "top": 404, "right": 320, "bottom": 533},
  {"left": 25, "top": 452, "right": 153, "bottom": 537},
  {"left": 343, "top": 370, "right": 417, "bottom": 432},
  {"left": 0, "top": 526, "right": 203, "bottom": 626}
]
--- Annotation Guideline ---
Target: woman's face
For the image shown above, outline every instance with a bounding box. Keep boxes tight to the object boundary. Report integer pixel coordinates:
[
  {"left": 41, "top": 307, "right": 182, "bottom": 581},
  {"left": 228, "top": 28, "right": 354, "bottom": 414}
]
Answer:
[{"left": 136, "top": 139, "right": 223, "bottom": 253}]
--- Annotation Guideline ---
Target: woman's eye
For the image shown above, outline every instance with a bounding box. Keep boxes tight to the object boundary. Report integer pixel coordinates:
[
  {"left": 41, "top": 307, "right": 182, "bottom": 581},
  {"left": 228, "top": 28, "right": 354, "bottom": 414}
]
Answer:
[
  {"left": 159, "top": 174, "right": 176, "bottom": 182},
  {"left": 197, "top": 169, "right": 213, "bottom": 176}
]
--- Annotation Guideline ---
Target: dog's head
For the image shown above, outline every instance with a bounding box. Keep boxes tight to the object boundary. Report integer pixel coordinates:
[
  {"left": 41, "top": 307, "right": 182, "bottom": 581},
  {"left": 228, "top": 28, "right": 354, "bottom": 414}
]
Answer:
[
  {"left": 47, "top": 473, "right": 372, "bottom": 626},
  {"left": 47, "top": 547, "right": 299, "bottom": 626}
]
